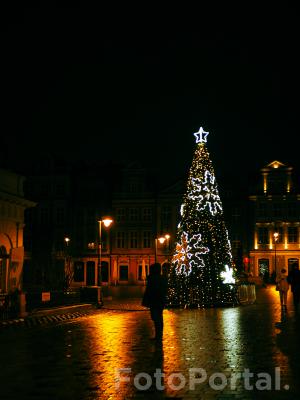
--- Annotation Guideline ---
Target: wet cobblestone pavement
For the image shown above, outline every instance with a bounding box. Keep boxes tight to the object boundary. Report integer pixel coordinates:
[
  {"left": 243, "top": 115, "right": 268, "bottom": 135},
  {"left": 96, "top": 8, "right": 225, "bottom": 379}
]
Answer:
[{"left": 0, "top": 286, "right": 299, "bottom": 399}]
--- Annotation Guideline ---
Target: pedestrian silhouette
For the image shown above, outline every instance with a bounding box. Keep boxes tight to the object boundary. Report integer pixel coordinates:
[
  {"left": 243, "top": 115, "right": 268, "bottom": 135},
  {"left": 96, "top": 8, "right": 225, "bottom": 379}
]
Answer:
[
  {"left": 287, "top": 263, "right": 300, "bottom": 313},
  {"left": 276, "top": 268, "right": 289, "bottom": 311},
  {"left": 142, "top": 263, "right": 168, "bottom": 341}
]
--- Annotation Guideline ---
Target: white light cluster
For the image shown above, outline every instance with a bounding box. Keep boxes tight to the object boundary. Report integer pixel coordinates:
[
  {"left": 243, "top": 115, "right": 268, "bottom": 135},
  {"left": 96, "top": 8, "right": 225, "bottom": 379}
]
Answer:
[
  {"left": 220, "top": 265, "right": 235, "bottom": 284},
  {"left": 173, "top": 231, "right": 209, "bottom": 276},
  {"left": 188, "top": 170, "right": 223, "bottom": 216}
]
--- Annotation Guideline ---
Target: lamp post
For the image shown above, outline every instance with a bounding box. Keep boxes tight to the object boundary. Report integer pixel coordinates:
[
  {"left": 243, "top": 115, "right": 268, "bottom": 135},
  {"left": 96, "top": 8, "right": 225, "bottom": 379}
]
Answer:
[
  {"left": 165, "top": 234, "right": 171, "bottom": 262},
  {"left": 273, "top": 231, "right": 279, "bottom": 276},
  {"left": 155, "top": 234, "right": 170, "bottom": 263},
  {"left": 97, "top": 217, "right": 113, "bottom": 286},
  {"left": 64, "top": 237, "right": 71, "bottom": 290}
]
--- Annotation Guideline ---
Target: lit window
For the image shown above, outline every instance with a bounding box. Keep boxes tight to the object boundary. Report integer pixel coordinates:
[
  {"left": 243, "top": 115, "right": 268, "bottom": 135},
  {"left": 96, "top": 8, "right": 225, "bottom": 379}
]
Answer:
[{"left": 258, "top": 227, "right": 269, "bottom": 244}]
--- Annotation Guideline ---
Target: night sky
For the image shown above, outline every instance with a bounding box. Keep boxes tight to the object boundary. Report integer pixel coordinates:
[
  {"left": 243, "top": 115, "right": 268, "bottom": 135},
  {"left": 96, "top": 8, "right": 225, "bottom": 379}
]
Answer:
[{"left": 1, "top": 4, "right": 299, "bottom": 193}]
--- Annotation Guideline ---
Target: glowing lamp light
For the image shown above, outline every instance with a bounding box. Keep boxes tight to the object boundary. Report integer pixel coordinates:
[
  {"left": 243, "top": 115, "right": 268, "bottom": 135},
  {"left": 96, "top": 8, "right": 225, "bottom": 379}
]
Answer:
[
  {"left": 158, "top": 237, "right": 166, "bottom": 244},
  {"left": 273, "top": 232, "right": 279, "bottom": 241},
  {"left": 102, "top": 218, "right": 113, "bottom": 227},
  {"left": 64, "top": 237, "right": 70, "bottom": 244},
  {"left": 220, "top": 265, "right": 235, "bottom": 284}
]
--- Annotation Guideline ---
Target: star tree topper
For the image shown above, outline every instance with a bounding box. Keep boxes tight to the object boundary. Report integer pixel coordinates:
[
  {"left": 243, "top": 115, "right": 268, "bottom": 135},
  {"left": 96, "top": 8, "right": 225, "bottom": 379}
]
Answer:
[{"left": 194, "top": 127, "right": 209, "bottom": 143}]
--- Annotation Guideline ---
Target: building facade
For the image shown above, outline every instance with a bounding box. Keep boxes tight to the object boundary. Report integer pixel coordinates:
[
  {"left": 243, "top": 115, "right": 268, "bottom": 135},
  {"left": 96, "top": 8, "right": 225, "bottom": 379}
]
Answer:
[
  {"left": 23, "top": 157, "right": 300, "bottom": 291},
  {"left": 249, "top": 161, "right": 300, "bottom": 280},
  {"left": 0, "top": 169, "right": 36, "bottom": 296}
]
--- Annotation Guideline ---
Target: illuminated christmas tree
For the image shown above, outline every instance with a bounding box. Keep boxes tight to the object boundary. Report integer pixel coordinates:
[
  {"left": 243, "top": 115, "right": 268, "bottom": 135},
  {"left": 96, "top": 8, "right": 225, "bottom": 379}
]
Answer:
[{"left": 168, "top": 127, "right": 237, "bottom": 308}]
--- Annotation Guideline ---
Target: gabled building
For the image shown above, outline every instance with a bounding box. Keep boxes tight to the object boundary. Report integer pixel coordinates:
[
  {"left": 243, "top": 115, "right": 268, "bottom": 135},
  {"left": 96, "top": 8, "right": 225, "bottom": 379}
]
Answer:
[{"left": 249, "top": 160, "right": 300, "bottom": 280}]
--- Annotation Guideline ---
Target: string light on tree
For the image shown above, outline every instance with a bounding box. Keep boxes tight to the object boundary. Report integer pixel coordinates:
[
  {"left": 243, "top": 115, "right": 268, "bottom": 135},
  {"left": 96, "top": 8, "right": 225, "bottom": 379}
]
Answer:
[{"left": 167, "top": 126, "right": 237, "bottom": 308}]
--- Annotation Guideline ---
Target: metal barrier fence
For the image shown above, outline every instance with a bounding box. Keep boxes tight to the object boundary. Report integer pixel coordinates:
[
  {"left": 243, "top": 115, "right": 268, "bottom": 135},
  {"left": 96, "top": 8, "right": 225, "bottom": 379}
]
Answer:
[{"left": 237, "top": 283, "right": 256, "bottom": 305}]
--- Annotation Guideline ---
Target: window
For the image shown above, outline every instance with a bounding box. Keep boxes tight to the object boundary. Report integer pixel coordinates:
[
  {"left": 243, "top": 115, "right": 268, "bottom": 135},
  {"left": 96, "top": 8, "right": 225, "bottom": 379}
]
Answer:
[
  {"left": 40, "top": 183, "right": 50, "bottom": 196},
  {"left": 40, "top": 208, "right": 49, "bottom": 224},
  {"left": 257, "top": 203, "right": 267, "bottom": 218},
  {"left": 273, "top": 203, "right": 283, "bottom": 218},
  {"left": 87, "top": 227, "right": 96, "bottom": 245},
  {"left": 129, "top": 208, "right": 139, "bottom": 221},
  {"left": 55, "top": 183, "right": 65, "bottom": 195},
  {"left": 73, "top": 261, "right": 84, "bottom": 282},
  {"left": 76, "top": 210, "right": 84, "bottom": 224},
  {"left": 116, "top": 232, "right": 126, "bottom": 248},
  {"left": 258, "top": 227, "right": 269, "bottom": 244},
  {"left": 116, "top": 208, "right": 126, "bottom": 222},
  {"left": 288, "top": 227, "right": 298, "bottom": 243},
  {"left": 138, "top": 264, "right": 149, "bottom": 280},
  {"left": 161, "top": 206, "right": 171, "bottom": 225},
  {"left": 119, "top": 265, "right": 128, "bottom": 281},
  {"left": 275, "top": 227, "right": 284, "bottom": 243},
  {"left": 87, "top": 209, "right": 95, "bottom": 224},
  {"left": 143, "top": 231, "right": 151, "bottom": 248},
  {"left": 142, "top": 208, "right": 152, "bottom": 221},
  {"left": 56, "top": 207, "right": 65, "bottom": 224},
  {"left": 129, "top": 181, "right": 139, "bottom": 193},
  {"left": 287, "top": 203, "right": 297, "bottom": 218},
  {"left": 258, "top": 259, "right": 269, "bottom": 278},
  {"left": 231, "top": 240, "right": 241, "bottom": 250},
  {"left": 129, "top": 231, "right": 138, "bottom": 248}
]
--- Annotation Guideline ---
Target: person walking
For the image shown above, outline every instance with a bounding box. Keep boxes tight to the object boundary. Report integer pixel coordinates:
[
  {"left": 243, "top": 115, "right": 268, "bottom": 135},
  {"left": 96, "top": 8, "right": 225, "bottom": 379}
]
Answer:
[
  {"left": 142, "top": 263, "right": 168, "bottom": 341},
  {"left": 287, "top": 263, "right": 300, "bottom": 313},
  {"left": 276, "top": 268, "right": 289, "bottom": 310}
]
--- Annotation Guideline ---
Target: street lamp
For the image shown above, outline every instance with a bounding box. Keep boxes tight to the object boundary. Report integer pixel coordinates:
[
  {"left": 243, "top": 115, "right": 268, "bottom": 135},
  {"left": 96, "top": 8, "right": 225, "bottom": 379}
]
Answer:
[
  {"left": 98, "top": 217, "right": 113, "bottom": 286},
  {"left": 273, "top": 231, "right": 279, "bottom": 276},
  {"left": 64, "top": 237, "right": 72, "bottom": 290},
  {"left": 155, "top": 234, "right": 170, "bottom": 263}
]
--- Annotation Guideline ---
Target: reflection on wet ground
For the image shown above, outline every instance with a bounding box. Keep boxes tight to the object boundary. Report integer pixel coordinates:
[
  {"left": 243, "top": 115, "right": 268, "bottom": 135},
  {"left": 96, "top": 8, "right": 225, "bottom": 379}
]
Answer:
[{"left": 0, "top": 286, "right": 299, "bottom": 399}]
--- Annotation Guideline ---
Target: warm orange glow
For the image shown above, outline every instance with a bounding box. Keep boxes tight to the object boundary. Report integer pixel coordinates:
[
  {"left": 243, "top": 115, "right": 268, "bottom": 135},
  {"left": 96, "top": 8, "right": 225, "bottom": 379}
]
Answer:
[
  {"left": 86, "top": 313, "right": 132, "bottom": 398},
  {"left": 273, "top": 162, "right": 279, "bottom": 169},
  {"left": 101, "top": 218, "right": 113, "bottom": 227},
  {"left": 158, "top": 237, "right": 166, "bottom": 244},
  {"left": 165, "top": 234, "right": 170, "bottom": 239},
  {"left": 64, "top": 237, "right": 70, "bottom": 243},
  {"left": 273, "top": 232, "right": 279, "bottom": 241},
  {"left": 263, "top": 174, "right": 267, "bottom": 193}
]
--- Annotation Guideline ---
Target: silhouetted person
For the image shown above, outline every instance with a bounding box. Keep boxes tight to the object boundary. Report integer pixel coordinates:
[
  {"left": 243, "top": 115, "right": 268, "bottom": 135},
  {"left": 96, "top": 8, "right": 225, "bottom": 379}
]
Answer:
[
  {"left": 142, "top": 263, "right": 168, "bottom": 341},
  {"left": 276, "top": 268, "right": 289, "bottom": 310},
  {"left": 287, "top": 263, "right": 300, "bottom": 313}
]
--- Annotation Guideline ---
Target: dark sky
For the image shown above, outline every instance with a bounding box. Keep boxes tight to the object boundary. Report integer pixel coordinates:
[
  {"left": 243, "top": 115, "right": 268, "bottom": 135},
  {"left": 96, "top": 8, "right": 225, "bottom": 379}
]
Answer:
[{"left": 1, "top": 3, "right": 299, "bottom": 192}]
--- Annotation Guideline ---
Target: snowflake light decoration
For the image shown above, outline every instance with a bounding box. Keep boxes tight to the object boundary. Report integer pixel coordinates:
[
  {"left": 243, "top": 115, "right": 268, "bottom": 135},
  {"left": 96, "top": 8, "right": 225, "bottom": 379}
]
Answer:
[
  {"left": 188, "top": 170, "right": 222, "bottom": 216},
  {"left": 173, "top": 231, "right": 209, "bottom": 276}
]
